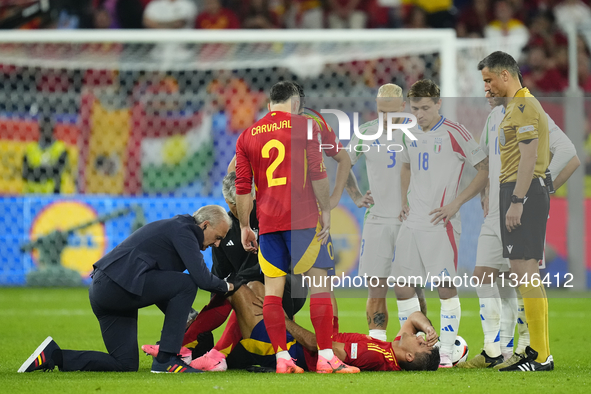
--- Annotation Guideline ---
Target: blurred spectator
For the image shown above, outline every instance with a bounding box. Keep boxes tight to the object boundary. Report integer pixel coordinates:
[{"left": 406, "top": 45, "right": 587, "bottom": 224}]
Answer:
[
  {"left": 241, "top": 0, "right": 281, "bottom": 29},
  {"left": 485, "top": 0, "right": 529, "bottom": 58},
  {"left": 195, "top": 0, "right": 240, "bottom": 29},
  {"left": 554, "top": 0, "right": 591, "bottom": 33},
  {"left": 405, "top": 6, "right": 428, "bottom": 28},
  {"left": 56, "top": 0, "right": 94, "bottom": 29},
  {"left": 327, "top": 0, "right": 367, "bottom": 29},
  {"left": 527, "top": 9, "right": 566, "bottom": 55},
  {"left": 403, "top": 0, "right": 455, "bottom": 28},
  {"left": 284, "top": 0, "right": 323, "bottom": 29},
  {"left": 456, "top": 0, "right": 492, "bottom": 38},
  {"left": 22, "top": 115, "right": 72, "bottom": 194},
  {"left": 578, "top": 50, "right": 591, "bottom": 92},
  {"left": 143, "top": 0, "right": 197, "bottom": 29},
  {"left": 521, "top": 45, "right": 568, "bottom": 94},
  {"left": 93, "top": 0, "right": 144, "bottom": 29}
]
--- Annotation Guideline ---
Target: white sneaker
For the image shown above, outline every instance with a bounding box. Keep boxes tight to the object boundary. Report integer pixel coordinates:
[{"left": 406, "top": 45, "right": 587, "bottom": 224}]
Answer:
[{"left": 439, "top": 353, "right": 453, "bottom": 368}]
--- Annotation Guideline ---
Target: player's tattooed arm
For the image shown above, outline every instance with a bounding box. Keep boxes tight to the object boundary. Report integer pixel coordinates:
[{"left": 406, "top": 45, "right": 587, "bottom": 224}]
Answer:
[
  {"left": 345, "top": 169, "right": 373, "bottom": 208},
  {"left": 404, "top": 311, "right": 438, "bottom": 347},
  {"left": 475, "top": 156, "right": 489, "bottom": 172},
  {"left": 285, "top": 318, "right": 317, "bottom": 352}
]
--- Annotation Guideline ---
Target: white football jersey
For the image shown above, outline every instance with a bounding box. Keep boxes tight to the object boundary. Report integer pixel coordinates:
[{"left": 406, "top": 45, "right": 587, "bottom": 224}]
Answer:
[
  {"left": 482, "top": 106, "right": 576, "bottom": 218},
  {"left": 400, "top": 116, "right": 486, "bottom": 232},
  {"left": 348, "top": 118, "right": 410, "bottom": 219}
]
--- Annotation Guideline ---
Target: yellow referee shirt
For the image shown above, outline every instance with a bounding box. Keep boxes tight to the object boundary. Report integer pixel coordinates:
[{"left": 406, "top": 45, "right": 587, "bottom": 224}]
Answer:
[{"left": 498, "top": 87, "right": 550, "bottom": 184}]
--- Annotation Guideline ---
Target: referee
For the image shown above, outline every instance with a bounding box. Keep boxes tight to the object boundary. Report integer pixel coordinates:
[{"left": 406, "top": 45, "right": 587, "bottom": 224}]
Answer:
[{"left": 478, "top": 51, "right": 552, "bottom": 372}]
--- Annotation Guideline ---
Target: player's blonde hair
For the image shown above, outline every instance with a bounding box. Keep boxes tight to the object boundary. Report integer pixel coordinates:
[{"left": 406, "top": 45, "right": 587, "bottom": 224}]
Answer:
[{"left": 377, "top": 84, "right": 403, "bottom": 98}]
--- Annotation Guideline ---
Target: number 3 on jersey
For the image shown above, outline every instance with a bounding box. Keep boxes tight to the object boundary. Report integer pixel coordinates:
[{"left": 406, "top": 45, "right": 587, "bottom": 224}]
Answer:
[
  {"left": 262, "top": 139, "right": 287, "bottom": 187},
  {"left": 418, "top": 152, "right": 429, "bottom": 170}
]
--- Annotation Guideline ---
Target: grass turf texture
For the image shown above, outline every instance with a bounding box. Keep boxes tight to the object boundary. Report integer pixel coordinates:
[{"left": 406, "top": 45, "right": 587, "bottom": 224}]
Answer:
[{"left": 1, "top": 288, "right": 590, "bottom": 393}]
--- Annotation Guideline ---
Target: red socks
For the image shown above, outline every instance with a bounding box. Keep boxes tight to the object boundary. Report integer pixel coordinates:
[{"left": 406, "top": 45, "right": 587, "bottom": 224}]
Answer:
[
  {"left": 213, "top": 311, "right": 242, "bottom": 356},
  {"left": 310, "top": 293, "right": 333, "bottom": 350},
  {"left": 263, "top": 295, "right": 287, "bottom": 353},
  {"left": 183, "top": 294, "right": 232, "bottom": 346},
  {"left": 333, "top": 316, "right": 339, "bottom": 337}
]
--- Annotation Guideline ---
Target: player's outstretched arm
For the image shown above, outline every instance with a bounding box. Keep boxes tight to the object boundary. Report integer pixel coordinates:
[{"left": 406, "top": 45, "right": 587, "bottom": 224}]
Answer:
[
  {"left": 344, "top": 169, "right": 373, "bottom": 208},
  {"left": 481, "top": 178, "right": 490, "bottom": 218},
  {"left": 285, "top": 318, "right": 317, "bottom": 352},
  {"left": 399, "top": 162, "right": 411, "bottom": 222},
  {"left": 329, "top": 150, "right": 353, "bottom": 210},
  {"left": 553, "top": 155, "right": 580, "bottom": 191},
  {"left": 236, "top": 193, "right": 257, "bottom": 253},
  {"left": 312, "top": 177, "right": 331, "bottom": 244},
  {"left": 430, "top": 157, "right": 489, "bottom": 226}
]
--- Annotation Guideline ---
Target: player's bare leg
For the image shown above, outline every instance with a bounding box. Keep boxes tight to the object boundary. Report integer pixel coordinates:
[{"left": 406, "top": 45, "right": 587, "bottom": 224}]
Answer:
[
  {"left": 366, "top": 278, "right": 388, "bottom": 341},
  {"left": 458, "top": 266, "right": 504, "bottom": 369},
  {"left": 415, "top": 287, "right": 428, "bottom": 316},
  {"left": 307, "top": 267, "right": 359, "bottom": 373},
  {"left": 437, "top": 284, "right": 461, "bottom": 368}
]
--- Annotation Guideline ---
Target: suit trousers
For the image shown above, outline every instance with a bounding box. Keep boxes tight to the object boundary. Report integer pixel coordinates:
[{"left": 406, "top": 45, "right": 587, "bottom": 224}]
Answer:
[{"left": 60, "top": 269, "right": 197, "bottom": 371}]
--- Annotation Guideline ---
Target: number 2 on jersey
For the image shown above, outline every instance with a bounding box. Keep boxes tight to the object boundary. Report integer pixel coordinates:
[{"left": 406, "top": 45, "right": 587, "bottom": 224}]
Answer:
[{"left": 262, "top": 139, "right": 287, "bottom": 187}]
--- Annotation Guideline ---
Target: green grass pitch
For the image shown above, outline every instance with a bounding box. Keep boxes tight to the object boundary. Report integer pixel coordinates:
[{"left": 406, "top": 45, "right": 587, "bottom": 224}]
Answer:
[{"left": 1, "top": 288, "right": 590, "bottom": 393}]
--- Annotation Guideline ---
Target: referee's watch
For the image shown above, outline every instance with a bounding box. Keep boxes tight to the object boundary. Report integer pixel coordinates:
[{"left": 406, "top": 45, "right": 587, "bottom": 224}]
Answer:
[{"left": 511, "top": 195, "right": 525, "bottom": 204}]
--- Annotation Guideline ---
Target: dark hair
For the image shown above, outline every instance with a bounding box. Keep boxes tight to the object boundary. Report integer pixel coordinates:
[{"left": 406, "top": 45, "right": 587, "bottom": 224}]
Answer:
[
  {"left": 400, "top": 346, "right": 440, "bottom": 371},
  {"left": 269, "top": 81, "right": 299, "bottom": 104},
  {"left": 477, "top": 51, "right": 520, "bottom": 78},
  {"left": 407, "top": 79, "right": 440, "bottom": 103},
  {"left": 292, "top": 81, "right": 305, "bottom": 111}
]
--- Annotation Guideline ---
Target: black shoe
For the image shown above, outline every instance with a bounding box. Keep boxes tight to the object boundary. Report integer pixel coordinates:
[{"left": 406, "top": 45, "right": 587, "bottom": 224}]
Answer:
[
  {"left": 151, "top": 355, "right": 203, "bottom": 373},
  {"left": 191, "top": 331, "right": 214, "bottom": 360},
  {"left": 456, "top": 350, "right": 504, "bottom": 369},
  {"left": 499, "top": 346, "right": 554, "bottom": 372},
  {"left": 18, "top": 336, "right": 59, "bottom": 373}
]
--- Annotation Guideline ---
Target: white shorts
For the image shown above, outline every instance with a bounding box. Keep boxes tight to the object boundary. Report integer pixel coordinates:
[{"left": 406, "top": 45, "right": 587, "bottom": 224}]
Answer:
[
  {"left": 392, "top": 223, "right": 460, "bottom": 281},
  {"left": 358, "top": 215, "right": 401, "bottom": 278},
  {"left": 476, "top": 216, "right": 510, "bottom": 272},
  {"left": 476, "top": 215, "right": 546, "bottom": 271}
]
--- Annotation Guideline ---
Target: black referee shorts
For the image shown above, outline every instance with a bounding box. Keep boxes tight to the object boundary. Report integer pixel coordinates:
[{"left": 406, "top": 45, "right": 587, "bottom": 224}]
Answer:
[{"left": 499, "top": 178, "right": 550, "bottom": 261}]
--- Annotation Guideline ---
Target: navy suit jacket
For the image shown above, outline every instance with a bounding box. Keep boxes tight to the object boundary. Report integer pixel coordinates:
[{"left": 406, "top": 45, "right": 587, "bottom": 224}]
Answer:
[{"left": 93, "top": 214, "right": 228, "bottom": 296}]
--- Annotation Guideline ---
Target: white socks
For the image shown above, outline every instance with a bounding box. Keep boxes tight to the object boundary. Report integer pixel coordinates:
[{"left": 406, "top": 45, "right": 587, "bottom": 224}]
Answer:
[
  {"left": 515, "top": 292, "right": 530, "bottom": 354},
  {"left": 369, "top": 329, "right": 387, "bottom": 341},
  {"left": 476, "top": 283, "right": 502, "bottom": 358},
  {"left": 276, "top": 350, "right": 291, "bottom": 361},
  {"left": 498, "top": 284, "right": 518, "bottom": 357},
  {"left": 318, "top": 349, "right": 335, "bottom": 360},
  {"left": 440, "top": 296, "right": 461, "bottom": 357},
  {"left": 397, "top": 295, "right": 421, "bottom": 328}
]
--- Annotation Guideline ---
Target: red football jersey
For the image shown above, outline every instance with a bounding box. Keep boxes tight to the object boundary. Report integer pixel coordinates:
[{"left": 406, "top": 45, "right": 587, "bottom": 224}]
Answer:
[
  {"left": 235, "top": 111, "right": 327, "bottom": 235},
  {"left": 335, "top": 333, "right": 401, "bottom": 371},
  {"left": 303, "top": 111, "right": 343, "bottom": 157}
]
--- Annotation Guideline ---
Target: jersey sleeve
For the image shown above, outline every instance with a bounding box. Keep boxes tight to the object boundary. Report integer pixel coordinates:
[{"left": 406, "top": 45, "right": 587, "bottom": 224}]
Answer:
[
  {"left": 318, "top": 120, "right": 342, "bottom": 157},
  {"left": 480, "top": 114, "right": 491, "bottom": 155},
  {"left": 235, "top": 132, "right": 253, "bottom": 195},
  {"left": 448, "top": 123, "right": 486, "bottom": 167},
  {"left": 347, "top": 130, "right": 363, "bottom": 165},
  {"left": 511, "top": 103, "right": 540, "bottom": 143},
  {"left": 547, "top": 115, "right": 577, "bottom": 179},
  {"left": 306, "top": 122, "right": 328, "bottom": 181}
]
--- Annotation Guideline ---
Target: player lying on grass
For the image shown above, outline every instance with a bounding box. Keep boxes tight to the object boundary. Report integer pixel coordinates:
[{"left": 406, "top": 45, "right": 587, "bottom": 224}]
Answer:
[{"left": 143, "top": 282, "right": 440, "bottom": 372}]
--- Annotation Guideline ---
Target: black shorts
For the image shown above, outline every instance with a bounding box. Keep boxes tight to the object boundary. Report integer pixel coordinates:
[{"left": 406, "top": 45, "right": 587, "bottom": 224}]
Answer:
[{"left": 499, "top": 179, "right": 549, "bottom": 261}]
